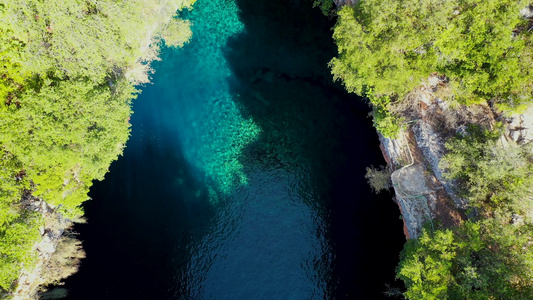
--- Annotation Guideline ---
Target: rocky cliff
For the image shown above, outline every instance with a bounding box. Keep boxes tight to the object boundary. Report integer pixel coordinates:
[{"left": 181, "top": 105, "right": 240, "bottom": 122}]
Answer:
[{"left": 379, "top": 76, "right": 533, "bottom": 239}]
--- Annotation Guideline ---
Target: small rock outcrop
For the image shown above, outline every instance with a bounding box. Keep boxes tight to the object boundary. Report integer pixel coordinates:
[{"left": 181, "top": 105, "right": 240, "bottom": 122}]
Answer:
[
  {"left": 334, "top": 0, "right": 358, "bottom": 7},
  {"left": 505, "top": 105, "right": 533, "bottom": 145},
  {"left": 520, "top": 5, "right": 533, "bottom": 19}
]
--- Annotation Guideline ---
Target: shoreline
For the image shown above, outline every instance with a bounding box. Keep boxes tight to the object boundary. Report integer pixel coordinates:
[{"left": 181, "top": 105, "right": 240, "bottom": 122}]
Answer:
[{"left": 10, "top": 2, "right": 194, "bottom": 298}]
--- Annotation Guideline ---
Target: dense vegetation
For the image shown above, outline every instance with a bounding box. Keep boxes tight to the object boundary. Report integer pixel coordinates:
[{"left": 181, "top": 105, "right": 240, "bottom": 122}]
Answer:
[
  {"left": 398, "top": 126, "right": 533, "bottom": 299},
  {"left": 0, "top": 0, "right": 193, "bottom": 293},
  {"left": 441, "top": 125, "right": 533, "bottom": 216},
  {"left": 323, "top": 0, "right": 533, "bottom": 298},
  {"left": 398, "top": 218, "right": 533, "bottom": 299},
  {"left": 327, "top": 0, "right": 533, "bottom": 136}
]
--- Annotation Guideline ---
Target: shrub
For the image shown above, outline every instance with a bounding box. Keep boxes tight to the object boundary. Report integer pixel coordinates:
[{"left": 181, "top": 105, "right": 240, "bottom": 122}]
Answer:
[
  {"left": 365, "top": 165, "right": 392, "bottom": 194},
  {"left": 367, "top": 92, "right": 402, "bottom": 138},
  {"left": 397, "top": 220, "right": 533, "bottom": 299},
  {"left": 313, "top": 0, "right": 335, "bottom": 16},
  {"left": 159, "top": 18, "right": 193, "bottom": 48},
  {"left": 40, "top": 236, "right": 85, "bottom": 286}
]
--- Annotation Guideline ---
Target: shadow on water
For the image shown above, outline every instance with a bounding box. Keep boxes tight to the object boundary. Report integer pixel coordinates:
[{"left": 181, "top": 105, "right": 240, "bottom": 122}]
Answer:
[
  {"left": 56, "top": 0, "right": 405, "bottom": 299},
  {"left": 57, "top": 83, "right": 217, "bottom": 299},
  {"left": 224, "top": 0, "right": 406, "bottom": 298}
]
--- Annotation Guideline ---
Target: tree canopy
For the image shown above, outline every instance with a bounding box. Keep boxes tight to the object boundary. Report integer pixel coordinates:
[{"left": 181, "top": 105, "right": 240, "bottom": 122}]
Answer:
[
  {"left": 397, "top": 126, "right": 533, "bottom": 299},
  {"left": 0, "top": 0, "right": 194, "bottom": 293},
  {"left": 325, "top": 1, "right": 533, "bottom": 298},
  {"left": 398, "top": 219, "right": 533, "bottom": 299},
  {"left": 331, "top": 0, "right": 533, "bottom": 110}
]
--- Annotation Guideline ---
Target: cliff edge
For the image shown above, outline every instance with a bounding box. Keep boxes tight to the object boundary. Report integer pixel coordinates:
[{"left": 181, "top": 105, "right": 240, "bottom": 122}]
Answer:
[{"left": 379, "top": 76, "right": 533, "bottom": 239}]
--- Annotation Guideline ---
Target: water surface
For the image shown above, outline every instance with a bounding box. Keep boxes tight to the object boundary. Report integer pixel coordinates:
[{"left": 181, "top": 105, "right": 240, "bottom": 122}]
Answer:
[{"left": 59, "top": 0, "right": 404, "bottom": 298}]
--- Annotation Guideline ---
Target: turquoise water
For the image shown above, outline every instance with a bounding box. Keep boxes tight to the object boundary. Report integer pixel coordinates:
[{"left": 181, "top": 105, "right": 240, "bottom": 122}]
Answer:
[
  {"left": 148, "top": 2, "right": 332, "bottom": 297},
  {"left": 58, "top": 0, "right": 404, "bottom": 299},
  {"left": 144, "top": 2, "right": 329, "bottom": 296},
  {"left": 150, "top": 0, "right": 259, "bottom": 194}
]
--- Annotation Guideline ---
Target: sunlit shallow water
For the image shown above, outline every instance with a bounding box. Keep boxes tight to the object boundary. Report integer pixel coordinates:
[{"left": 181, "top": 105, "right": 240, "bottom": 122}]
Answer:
[{"left": 57, "top": 0, "right": 404, "bottom": 299}]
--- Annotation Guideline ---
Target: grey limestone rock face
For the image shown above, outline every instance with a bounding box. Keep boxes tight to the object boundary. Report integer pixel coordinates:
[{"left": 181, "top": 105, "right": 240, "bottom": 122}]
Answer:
[
  {"left": 378, "top": 134, "right": 404, "bottom": 167},
  {"left": 396, "top": 195, "right": 431, "bottom": 239},
  {"left": 520, "top": 5, "right": 533, "bottom": 19},
  {"left": 412, "top": 123, "right": 467, "bottom": 209},
  {"left": 334, "top": 0, "right": 359, "bottom": 8},
  {"left": 506, "top": 105, "right": 533, "bottom": 145},
  {"left": 392, "top": 164, "right": 434, "bottom": 238},
  {"left": 391, "top": 164, "right": 432, "bottom": 198}
]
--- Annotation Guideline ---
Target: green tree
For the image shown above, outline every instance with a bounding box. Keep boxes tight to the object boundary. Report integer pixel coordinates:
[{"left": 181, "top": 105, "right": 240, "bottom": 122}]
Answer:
[
  {"left": 440, "top": 125, "right": 533, "bottom": 215},
  {"left": 398, "top": 220, "right": 533, "bottom": 299},
  {"left": 0, "top": 212, "right": 41, "bottom": 291},
  {"left": 0, "top": 0, "right": 195, "bottom": 293},
  {"left": 399, "top": 126, "right": 533, "bottom": 299},
  {"left": 327, "top": 1, "right": 533, "bottom": 298},
  {"left": 330, "top": 0, "right": 533, "bottom": 109},
  {"left": 313, "top": 0, "right": 335, "bottom": 16},
  {"left": 397, "top": 226, "right": 459, "bottom": 299},
  {"left": 159, "top": 18, "right": 193, "bottom": 48}
]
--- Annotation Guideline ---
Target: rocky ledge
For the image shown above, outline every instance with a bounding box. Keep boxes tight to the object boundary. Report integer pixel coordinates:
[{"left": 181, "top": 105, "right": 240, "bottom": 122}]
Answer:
[{"left": 378, "top": 77, "right": 533, "bottom": 239}]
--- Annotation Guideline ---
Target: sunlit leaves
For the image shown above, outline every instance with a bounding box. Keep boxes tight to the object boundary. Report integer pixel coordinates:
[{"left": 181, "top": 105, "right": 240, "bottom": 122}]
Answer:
[
  {"left": 159, "top": 18, "right": 193, "bottom": 48},
  {"left": 0, "top": 0, "right": 194, "bottom": 293},
  {"left": 400, "top": 126, "right": 533, "bottom": 298},
  {"left": 331, "top": 0, "right": 533, "bottom": 108},
  {"left": 398, "top": 220, "right": 533, "bottom": 299}
]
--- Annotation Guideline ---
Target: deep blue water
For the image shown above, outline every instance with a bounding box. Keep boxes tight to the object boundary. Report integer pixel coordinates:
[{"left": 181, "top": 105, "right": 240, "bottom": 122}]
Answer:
[{"left": 56, "top": 0, "right": 404, "bottom": 299}]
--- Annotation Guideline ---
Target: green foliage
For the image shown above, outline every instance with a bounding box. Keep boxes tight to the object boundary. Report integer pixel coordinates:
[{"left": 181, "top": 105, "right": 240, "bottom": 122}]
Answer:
[
  {"left": 398, "top": 220, "right": 533, "bottom": 299},
  {"left": 160, "top": 18, "right": 193, "bottom": 48},
  {"left": 1, "top": 0, "right": 194, "bottom": 82},
  {"left": 0, "top": 211, "right": 41, "bottom": 291},
  {"left": 313, "top": 0, "right": 335, "bottom": 16},
  {"left": 440, "top": 125, "right": 533, "bottom": 215},
  {"left": 330, "top": 1, "right": 533, "bottom": 298},
  {"left": 399, "top": 126, "right": 533, "bottom": 299},
  {"left": 0, "top": 0, "right": 194, "bottom": 294},
  {"left": 1, "top": 78, "right": 136, "bottom": 217},
  {"left": 331, "top": 0, "right": 533, "bottom": 109},
  {"left": 367, "top": 92, "right": 401, "bottom": 138},
  {"left": 397, "top": 226, "right": 458, "bottom": 299}
]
